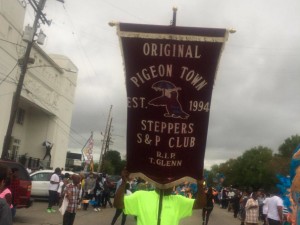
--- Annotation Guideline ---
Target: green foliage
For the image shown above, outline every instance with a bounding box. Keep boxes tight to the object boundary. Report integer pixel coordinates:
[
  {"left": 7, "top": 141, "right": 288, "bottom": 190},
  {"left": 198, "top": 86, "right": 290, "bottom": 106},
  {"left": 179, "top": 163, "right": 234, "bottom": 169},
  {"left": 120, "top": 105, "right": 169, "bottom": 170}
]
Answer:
[
  {"left": 101, "top": 160, "right": 114, "bottom": 174},
  {"left": 212, "top": 145, "right": 280, "bottom": 191},
  {"left": 207, "top": 135, "right": 300, "bottom": 191},
  {"left": 277, "top": 135, "right": 300, "bottom": 158},
  {"left": 101, "top": 150, "right": 126, "bottom": 175}
]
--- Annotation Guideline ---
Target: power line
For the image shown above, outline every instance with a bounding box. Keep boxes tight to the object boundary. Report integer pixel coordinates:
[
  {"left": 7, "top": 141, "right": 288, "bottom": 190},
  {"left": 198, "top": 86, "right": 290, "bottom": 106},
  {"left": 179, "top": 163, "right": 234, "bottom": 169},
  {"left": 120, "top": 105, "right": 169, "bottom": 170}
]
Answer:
[
  {"left": 0, "top": 72, "right": 17, "bottom": 83},
  {"left": 0, "top": 38, "right": 26, "bottom": 48},
  {"left": 0, "top": 63, "right": 18, "bottom": 86},
  {"left": 61, "top": 6, "right": 99, "bottom": 79},
  {"left": 27, "top": 65, "right": 77, "bottom": 86},
  {"left": 101, "top": 0, "right": 147, "bottom": 23}
]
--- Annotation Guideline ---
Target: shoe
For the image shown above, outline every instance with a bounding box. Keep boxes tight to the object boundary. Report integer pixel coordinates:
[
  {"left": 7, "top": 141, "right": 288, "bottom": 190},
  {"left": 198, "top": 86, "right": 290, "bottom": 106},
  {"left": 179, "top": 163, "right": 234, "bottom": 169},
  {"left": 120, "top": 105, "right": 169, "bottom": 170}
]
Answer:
[
  {"left": 47, "top": 209, "right": 52, "bottom": 213},
  {"left": 94, "top": 208, "right": 98, "bottom": 212},
  {"left": 97, "top": 208, "right": 101, "bottom": 212},
  {"left": 51, "top": 209, "right": 56, "bottom": 213}
]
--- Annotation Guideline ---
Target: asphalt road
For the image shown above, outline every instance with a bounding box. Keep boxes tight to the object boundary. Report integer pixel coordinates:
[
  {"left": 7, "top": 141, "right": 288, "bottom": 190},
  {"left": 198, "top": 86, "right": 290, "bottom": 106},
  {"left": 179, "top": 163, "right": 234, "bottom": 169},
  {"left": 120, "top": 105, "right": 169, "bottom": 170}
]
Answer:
[{"left": 14, "top": 201, "right": 244, "bottom": 225}]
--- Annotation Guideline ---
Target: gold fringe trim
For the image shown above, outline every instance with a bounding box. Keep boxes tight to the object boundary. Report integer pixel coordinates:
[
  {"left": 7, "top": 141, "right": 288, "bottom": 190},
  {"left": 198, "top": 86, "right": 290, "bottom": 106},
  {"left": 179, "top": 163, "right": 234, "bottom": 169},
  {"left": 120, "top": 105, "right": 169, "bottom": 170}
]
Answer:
[
  {"left": 117, "top": 30, "right": 228, "bottom": 43},
  {"left": 129, "top": 172, "right": 197, "bottom": 189}
]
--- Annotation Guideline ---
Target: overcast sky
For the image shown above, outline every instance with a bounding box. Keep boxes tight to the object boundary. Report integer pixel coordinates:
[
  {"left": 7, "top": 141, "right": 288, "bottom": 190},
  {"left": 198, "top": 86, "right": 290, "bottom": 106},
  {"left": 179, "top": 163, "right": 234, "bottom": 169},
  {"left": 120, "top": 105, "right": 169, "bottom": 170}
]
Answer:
[{"left": 25, "top": 0, "right": 300, "bottom": 169}]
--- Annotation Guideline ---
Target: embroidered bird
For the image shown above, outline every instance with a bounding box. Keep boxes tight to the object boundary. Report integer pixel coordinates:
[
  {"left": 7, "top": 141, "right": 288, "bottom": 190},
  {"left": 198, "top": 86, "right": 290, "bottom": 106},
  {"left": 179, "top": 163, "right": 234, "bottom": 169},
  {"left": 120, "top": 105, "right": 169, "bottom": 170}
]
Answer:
[{"left": 148, "top": 80, "right": 189, "bottom": 119}]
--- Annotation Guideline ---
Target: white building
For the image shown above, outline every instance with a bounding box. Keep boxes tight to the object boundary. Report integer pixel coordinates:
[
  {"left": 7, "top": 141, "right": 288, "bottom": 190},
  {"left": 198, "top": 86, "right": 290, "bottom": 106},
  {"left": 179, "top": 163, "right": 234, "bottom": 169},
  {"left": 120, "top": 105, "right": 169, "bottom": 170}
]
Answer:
[{"left": 0, "top": 0, "right": 78, "bottom": 169}]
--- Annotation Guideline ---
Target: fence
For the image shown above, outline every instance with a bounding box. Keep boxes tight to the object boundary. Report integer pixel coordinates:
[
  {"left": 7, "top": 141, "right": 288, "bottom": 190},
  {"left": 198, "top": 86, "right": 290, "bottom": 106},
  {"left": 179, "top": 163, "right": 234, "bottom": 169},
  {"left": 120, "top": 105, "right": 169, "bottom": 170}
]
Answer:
[{"left": 8, "top": 153, "right": 50, "bottom": 170}]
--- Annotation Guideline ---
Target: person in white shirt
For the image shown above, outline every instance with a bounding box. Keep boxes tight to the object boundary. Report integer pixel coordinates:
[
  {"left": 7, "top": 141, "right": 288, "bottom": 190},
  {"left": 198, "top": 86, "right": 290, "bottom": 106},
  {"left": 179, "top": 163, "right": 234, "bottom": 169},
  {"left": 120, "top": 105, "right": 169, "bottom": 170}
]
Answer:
[
  {"left": 266, "top": 194, "right": 283, "bottom": 225},
  {"left": 262, "top": 194, "right": 270, "bottom": 225},
  {"left": 47, "top": 167, "right": 61, "bottom": 213}
]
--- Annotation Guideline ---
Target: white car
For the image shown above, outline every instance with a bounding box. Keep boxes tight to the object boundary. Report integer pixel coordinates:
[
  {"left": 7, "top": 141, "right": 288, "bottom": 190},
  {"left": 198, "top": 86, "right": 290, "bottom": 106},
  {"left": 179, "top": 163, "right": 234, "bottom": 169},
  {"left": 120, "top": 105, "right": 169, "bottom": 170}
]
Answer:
[{"left": 30, "top": 170, "right": 76, "bottom": 197}]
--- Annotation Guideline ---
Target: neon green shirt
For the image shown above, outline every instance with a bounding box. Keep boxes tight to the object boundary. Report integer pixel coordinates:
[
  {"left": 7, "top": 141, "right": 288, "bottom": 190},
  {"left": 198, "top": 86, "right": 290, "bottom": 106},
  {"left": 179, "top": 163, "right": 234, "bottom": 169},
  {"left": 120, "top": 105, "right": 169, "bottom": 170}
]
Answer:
[{"left": 124, "top": 190, "right": 194, "bottom": 225}]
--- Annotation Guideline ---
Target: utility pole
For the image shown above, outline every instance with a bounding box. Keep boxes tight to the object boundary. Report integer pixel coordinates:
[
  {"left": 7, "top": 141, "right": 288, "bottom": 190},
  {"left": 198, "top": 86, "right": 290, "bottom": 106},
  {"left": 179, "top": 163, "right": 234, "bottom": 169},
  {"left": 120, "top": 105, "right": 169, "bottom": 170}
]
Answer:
[
  {"left": 100, "top": 117, "right": 112, "bottom": 172},
  {"left": 97, "top": 105, "right": 113, "bottom": 173},
  {"left": 1, "top": 0, "right": 61, "bottom": 159},
  {"left": 104, "top": 118, "right": 113, "bottom": 155}
]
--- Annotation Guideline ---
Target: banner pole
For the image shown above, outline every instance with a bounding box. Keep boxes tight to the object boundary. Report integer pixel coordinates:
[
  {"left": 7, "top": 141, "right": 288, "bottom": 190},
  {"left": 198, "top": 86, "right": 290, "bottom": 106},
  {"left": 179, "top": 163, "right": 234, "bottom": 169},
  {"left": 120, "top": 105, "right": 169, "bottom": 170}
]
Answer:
[
  {"left": 157, "top": 189, "right": 163, "bottom": 225},
  {"left": 81, "top": 131, "right": 93, "bottom": 168},
  {"left": 156, "top": 8, "right": 178, "bottom": 223},
  {"left": 171, "top": 7, "right": 177, "bottom": 26}
]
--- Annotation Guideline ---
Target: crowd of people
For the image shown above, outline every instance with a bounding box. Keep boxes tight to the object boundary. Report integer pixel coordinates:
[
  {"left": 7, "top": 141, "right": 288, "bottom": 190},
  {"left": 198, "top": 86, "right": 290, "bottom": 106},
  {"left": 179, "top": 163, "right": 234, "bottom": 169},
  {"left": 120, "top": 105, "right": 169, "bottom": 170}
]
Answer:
[
  {"left": 1, "top": 164, "right": 296, "bottom": 225},
  {"left": 45, "top": 168, "right": 120, "bottom": 225},
  {"left": 216, "top": 186, "right": 290, "bottom": 225},
  {"left": 46, "top": 168, "right": 116, "bottom": 214}
]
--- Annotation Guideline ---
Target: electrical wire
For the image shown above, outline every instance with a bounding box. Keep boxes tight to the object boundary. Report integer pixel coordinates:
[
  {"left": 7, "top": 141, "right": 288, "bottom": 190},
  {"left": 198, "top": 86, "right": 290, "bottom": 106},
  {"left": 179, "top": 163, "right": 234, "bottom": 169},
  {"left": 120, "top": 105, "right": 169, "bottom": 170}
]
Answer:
[
  {"left": 0, "top": 72, "right": 17, "bottom": 83},
  {"left": 0, "top": 62, "right": 18, "bottom": 86},
  {"left": 27, "top": 65, "right": 77, "bottom": 86},
  {"left": 57, "top": 4, "right": 114, "bottom": 124},
  {"left": 0, "top": 38, "right": 26, "bottom": 48}
]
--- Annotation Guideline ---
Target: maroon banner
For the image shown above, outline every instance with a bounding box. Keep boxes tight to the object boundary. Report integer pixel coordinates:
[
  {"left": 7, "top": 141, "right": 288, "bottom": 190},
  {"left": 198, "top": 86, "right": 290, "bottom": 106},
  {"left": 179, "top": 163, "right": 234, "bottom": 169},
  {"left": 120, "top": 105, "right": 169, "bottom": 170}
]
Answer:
[{"left": 117, "top": 23, "right": 228, "bottom": 188}]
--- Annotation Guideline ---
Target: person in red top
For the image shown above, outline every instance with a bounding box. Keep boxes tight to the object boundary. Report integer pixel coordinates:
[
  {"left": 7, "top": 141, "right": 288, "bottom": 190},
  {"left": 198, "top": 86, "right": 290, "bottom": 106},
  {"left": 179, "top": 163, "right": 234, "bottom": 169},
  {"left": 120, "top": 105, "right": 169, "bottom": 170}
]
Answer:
[
  {"left": 63, "top": 174, "right": 81, "bottom": 225},
  {"left": 0, "top": 167, "right": 13, "bottom": 209},
  {"left": 0, "top": 164, "right": 12, "bottom": 225}
]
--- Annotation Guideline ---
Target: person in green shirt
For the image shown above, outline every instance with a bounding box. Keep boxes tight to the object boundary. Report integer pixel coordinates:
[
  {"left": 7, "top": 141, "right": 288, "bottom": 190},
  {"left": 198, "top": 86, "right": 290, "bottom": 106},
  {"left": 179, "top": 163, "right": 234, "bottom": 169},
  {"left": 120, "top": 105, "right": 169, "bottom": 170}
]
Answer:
[{"left": 114, "top": 169, "right": 206, "bottom": 225}]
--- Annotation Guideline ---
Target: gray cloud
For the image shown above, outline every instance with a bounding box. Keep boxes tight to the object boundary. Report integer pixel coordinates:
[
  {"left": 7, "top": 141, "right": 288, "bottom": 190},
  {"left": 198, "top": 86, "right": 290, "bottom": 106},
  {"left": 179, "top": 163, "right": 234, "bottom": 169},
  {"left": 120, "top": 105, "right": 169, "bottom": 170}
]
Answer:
[{"left": 25, "top": 0, "right": 300, "bottom": 169}]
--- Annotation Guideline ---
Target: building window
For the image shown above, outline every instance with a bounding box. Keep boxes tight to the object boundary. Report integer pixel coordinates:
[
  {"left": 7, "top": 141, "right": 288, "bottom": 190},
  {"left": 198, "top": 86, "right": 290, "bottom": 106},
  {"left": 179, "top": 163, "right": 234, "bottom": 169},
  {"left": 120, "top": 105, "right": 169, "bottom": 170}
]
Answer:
[
  {"left": 16, "top": 108, "right": 25, "bottom": 125},
  {"left": 10, "top": 138, "right": 21, "bottom": 160}
]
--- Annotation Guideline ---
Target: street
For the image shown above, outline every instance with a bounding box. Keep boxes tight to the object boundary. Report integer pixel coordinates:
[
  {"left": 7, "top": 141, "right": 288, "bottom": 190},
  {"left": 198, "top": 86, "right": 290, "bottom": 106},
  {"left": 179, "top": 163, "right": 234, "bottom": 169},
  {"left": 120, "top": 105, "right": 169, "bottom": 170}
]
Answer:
[{"left": 14, "top": 201, "right": 243, "bottom": 225}]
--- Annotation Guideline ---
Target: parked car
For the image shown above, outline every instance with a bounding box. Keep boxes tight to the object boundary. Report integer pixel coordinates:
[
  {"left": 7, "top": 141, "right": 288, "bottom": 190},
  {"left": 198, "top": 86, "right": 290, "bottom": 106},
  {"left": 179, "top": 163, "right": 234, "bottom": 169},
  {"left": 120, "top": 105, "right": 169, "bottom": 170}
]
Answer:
[
  {"left": 30, "top": 169, "right": 76, "bottom": 198},
  {"left": 0, "top": 160, "right": 33, "bottom": 208}
]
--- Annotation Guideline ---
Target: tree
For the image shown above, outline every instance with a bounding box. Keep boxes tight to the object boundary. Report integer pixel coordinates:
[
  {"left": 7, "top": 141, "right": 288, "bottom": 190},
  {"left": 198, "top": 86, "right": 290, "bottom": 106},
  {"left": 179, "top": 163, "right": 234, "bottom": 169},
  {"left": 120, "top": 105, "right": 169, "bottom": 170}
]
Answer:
[
  {"left": 205, "top": 135, "right": 300, "bottom": 192},
  {"left": 220, "top": 146, "right": 274, "bottom": 191},
  {"left": 101, "top": 150, "right": 125, "bottom": 174},
  {"left": 101, "top": 160, "right": 114, "bottom": 174},
  {"left": 277, "top": 134, "right": 300, "bottom": 158},
  {"left": 273, "top": 135, "right": 300, "bottom": 175}
]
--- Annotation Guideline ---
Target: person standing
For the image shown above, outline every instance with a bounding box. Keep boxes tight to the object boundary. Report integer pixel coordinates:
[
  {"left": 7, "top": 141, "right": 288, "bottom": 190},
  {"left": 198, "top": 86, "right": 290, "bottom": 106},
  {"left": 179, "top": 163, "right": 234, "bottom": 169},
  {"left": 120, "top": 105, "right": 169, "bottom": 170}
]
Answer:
[
  {"left": 240, "top": 191, "right": 250, "bottom": 225},
  {"left": 0, "top": 165, "right": 12, "bottom": 225},
  {"left": 202, "top": 187, "right": 215, "bottom": 225},
  {"left": 257, "top": 189, "right": 265, "bottom": 221},
  {"left": 93, "top": 175, "right": 103, "bottom": 210},
  {"left": 232, "top": 190, "right": 241, "bottom": 218},
  {"left": 83, "top": 172, "right": 97, "bottom": 211},
  {"left": 114, "top": 168, "right": 206, "bottom": 225},
  {"left": 58, "top": 173, "right": 71, "bottom": 207},
  {"left": 266, "top": 194, "right": 283, "bottom": 225},
  {"left": 0, "top": 169, "right": 13, "bottom": 215},
  {"left": 102, "top": 174, "right": 113, "bottom": 208},
  {"left": 111, "top": 182, "right": 132, "bottom": 225},
  {"left": 262, "top": 193, "right": 270, "bottom": 225},
  {"left": 63, "top": 174, "right": 81, "bottom": 225},
  {"left": 47, "top": 167, "right": 61, "bottom": 213},
  {"left": 76, "top": 172, "right": 85, "bottom": 210},
  {"left": 227, "top": 187, "right": 235, "bottom": 212},
  {"left": 244, "top": 192, "right": 259, "bottom": 225}
]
